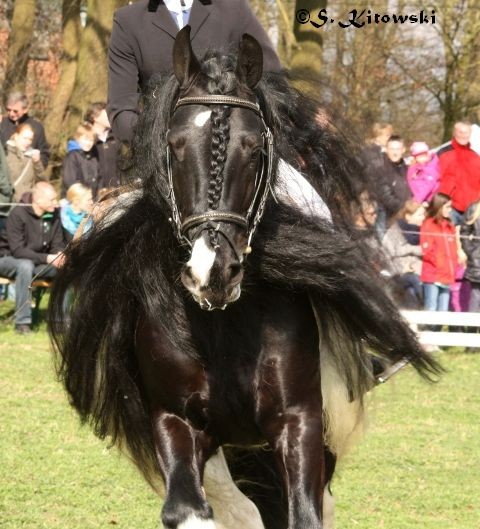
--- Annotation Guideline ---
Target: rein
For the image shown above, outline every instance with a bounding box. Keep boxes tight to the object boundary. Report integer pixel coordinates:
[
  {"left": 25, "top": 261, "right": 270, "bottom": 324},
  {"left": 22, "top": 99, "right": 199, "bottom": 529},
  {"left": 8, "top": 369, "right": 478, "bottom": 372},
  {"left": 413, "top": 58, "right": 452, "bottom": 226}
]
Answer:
[{"left": 166, "top": 94, "right": 274, "bottom": 252}]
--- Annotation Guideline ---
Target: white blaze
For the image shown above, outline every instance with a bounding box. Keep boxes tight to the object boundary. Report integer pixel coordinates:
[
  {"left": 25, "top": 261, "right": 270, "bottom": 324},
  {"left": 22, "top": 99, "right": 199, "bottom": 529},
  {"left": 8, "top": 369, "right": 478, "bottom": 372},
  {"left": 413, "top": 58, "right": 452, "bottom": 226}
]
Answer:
[
  {"left": 177, "top": 515, "right": 217, "bottom": 529},
  {"left": 187, "top": 235, "right": 216, "bottom": 287},
  {"left": 194, "top": 110, "right": 212, "bottom": 127}
]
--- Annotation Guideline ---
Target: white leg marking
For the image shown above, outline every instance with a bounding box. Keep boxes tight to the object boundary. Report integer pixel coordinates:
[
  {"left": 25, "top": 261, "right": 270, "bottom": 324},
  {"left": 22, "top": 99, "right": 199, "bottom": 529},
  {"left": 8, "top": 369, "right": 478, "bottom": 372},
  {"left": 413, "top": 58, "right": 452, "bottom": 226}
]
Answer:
[
  {"left": 203, "top": 449, "right": 265, "bottom": 529},
  {"left": 323, "top": 484, "right": 335, "bottom": 529},
  {"left": 187, "top": 234, "right": 216, "bottom": 287},
  {"left": 177, "top": 515, "right": 217, "bottom": 529}
]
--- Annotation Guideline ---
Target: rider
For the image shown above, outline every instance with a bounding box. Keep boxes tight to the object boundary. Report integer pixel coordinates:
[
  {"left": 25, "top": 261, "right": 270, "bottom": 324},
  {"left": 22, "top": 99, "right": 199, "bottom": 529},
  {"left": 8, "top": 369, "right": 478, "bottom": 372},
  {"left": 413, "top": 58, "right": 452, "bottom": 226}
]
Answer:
[{"left": 107, "top": 0, "right": 331, "bottom": 220}]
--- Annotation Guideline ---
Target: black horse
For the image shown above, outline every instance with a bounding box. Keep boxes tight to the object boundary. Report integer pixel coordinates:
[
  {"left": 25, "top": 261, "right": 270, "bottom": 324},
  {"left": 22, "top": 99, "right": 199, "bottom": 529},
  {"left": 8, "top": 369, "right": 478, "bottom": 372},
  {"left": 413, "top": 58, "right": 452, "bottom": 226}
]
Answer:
[{"left": 49, "top": 27, "right": 441, "bottom": 529}]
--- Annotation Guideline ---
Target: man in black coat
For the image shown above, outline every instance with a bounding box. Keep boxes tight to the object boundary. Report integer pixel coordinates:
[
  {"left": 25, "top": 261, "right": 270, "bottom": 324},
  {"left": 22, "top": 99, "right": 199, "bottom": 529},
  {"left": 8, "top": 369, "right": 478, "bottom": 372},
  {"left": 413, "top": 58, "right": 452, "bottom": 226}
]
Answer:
[
  {"left": 374, "top": 135, "right": 411, "bottom": 235},
  {"left": 0, "top": 92, "right": 51, "bottom": 169},
  {"left": 107, "top": 0, "right": 282, "bottom": 142},
  {"left": 0, "top": 182, "right": 65, "bottom": 333},
  {"left": 85, "top": 102, "right": 121, "bottom": 189}
]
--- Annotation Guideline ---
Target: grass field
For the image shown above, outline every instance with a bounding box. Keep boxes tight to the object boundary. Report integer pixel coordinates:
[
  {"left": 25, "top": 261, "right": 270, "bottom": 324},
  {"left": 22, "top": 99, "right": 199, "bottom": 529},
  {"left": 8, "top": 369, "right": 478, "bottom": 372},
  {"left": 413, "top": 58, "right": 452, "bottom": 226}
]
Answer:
[{"left": 1, "top": 300, "right": 479, "bottom": 528}]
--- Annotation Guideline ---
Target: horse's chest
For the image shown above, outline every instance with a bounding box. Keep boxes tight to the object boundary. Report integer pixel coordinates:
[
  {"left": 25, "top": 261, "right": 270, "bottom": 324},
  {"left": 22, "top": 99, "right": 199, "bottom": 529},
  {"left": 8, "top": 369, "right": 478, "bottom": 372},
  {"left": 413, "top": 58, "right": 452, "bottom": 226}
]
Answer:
[
  {"left": 193, "top": 360, "right": 264, "bottom": 445},
  {"left": 168, "top": 352, "right": 260, "bottom": 444}
]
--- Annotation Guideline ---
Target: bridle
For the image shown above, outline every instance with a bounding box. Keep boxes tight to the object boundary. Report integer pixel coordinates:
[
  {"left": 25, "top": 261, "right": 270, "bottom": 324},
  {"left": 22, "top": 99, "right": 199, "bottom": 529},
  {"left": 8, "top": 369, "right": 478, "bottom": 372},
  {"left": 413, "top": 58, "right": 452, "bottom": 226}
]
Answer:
[{"left": 166, "top": 94, "right": 275, "bottom": 253}]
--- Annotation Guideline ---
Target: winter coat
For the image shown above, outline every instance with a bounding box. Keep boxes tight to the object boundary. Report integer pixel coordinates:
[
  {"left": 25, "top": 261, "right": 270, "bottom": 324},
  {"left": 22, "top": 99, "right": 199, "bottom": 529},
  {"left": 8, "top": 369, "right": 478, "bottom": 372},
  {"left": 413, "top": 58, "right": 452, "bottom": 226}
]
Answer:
[
  {"left": 0, "top": 114, "right": 50, "bottom": 168},
  {"left": 0, "top": 204, "right": 65, "bottom": 265},
  {"left": 382, "top": 221, "right": 422, "bottom": 275},
  {"left": 60, "top": 202, "right": 86, "bottom": 236},
  {"left": 5, "top": 141, "right": 44, "bottom": 201},
  {"left": 407, "top": 153, "right": 440, "bottom": 203},
  {"left": 375, "top": 154, "right": 411, "bottom": 219},
  {"left": 96, "top": 130, "right": 121, "bottom": 189},
  {"left": 62, "top": 148, "right": 99, "bottom": 197},
  {"left": 0, "top": 143, "right": 12, "bottom": 217},
  {"left": 359, "top": 143, "right": 384, "bottom": 173},
  {"left": 460, "top": 202, "right": 480, "bottom": 283},
  {"left": 420, "top": 217, "right": 457, "bottom": 284},
  {"left": 438, "top": 139, "right": 480, "bottom": 212}
]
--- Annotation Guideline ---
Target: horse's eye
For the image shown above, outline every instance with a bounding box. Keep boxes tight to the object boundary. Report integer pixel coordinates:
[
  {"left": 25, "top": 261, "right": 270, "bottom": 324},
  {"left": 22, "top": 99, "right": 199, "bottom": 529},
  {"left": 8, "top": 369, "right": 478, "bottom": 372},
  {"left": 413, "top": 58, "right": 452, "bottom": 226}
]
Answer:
[
  {"left": 250, "top": 149, "right": 261, "bottom": 161},
  {"left": 169, "top": 136, "right": 187, "bottom": 161},
  {"left": 170, "top": 136, "right": 186, "bottom": 150}
]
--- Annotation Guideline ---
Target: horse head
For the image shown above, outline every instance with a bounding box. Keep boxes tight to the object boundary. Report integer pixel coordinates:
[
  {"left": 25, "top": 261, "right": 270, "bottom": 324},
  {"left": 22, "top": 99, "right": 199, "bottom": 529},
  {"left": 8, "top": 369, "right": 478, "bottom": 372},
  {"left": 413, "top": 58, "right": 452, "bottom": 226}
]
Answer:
[{"left": 167, "top": 26, "right": 272, "bottom": 310}]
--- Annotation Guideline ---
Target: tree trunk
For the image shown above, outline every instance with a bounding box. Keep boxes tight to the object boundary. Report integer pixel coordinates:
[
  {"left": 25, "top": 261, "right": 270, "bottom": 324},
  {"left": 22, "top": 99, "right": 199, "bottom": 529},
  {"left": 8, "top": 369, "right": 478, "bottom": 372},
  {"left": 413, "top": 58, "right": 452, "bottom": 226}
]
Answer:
[
  {"left": 291, "top": 0, "right": 326, "bottom": 89},
  {"left": 3, "top": 0, "right": 37, "bottom": 94},
  {"left": 44, "top": 0, "right": 82, "bottom": 153},
  {"left": 64, "top": 0, "right": 120, "bottom": 133}
]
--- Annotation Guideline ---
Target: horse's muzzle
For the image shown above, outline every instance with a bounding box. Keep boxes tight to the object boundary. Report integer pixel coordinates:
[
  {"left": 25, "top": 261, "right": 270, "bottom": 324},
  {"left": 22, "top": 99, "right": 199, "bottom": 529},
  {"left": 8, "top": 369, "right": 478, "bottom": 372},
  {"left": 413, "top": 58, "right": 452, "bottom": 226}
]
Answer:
[{"left": 189, "top": 283, "right": 242, "bottom": 311}]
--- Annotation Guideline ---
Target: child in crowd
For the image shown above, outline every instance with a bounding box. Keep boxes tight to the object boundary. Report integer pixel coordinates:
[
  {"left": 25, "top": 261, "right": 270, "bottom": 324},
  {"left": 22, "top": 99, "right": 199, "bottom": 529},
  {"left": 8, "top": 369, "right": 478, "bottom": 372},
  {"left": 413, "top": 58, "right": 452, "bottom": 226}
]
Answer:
[
  {"left": 420, "top": 193, "right": 458, "bottom": 311},
  {"left": 62, "top": 124, "right": 99, "bottom": 197},
  {"left": 60, "top": 183, "right": 93, "bottom": 241},
  {"left": 382, "top": 200, "right": 425, "bottom": 306},
  {"left": 460, "top": 200, "right": 480, "bottom": 311},
  {"left": 407, "top": 142, "right": 440, "bottom": 204},
  {"left": 5, "top": 123, "right": 44, "bottom": 201}
]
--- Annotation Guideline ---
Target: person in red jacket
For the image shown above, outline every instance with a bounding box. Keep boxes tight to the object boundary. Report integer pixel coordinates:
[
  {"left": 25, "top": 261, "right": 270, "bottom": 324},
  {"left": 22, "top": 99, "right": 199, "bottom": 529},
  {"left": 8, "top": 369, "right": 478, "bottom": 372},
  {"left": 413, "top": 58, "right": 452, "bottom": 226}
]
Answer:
[
  {"left": 420, "top": 193, "right": 459, "bottom": 311},
  {"left": 438, "top": 121, "right": 480, "bottom": 225}
]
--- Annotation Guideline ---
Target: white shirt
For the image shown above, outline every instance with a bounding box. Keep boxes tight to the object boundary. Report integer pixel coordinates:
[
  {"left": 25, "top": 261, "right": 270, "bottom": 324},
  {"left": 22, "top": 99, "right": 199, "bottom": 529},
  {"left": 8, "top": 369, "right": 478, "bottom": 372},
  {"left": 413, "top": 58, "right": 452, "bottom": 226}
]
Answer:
[{"left": 164, "top": 0, "right": 194, "bottom": 29}]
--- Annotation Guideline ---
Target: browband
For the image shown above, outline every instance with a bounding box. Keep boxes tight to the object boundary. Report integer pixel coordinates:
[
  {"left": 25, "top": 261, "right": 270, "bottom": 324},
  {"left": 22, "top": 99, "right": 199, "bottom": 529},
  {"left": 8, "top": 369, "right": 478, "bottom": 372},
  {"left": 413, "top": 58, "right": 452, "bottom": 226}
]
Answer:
[
  {"left": 181, "top": 211, "right": 248, "bottom": 233},
  {"left": 174, "top": 95, "right": 262, "bottom": 116}
]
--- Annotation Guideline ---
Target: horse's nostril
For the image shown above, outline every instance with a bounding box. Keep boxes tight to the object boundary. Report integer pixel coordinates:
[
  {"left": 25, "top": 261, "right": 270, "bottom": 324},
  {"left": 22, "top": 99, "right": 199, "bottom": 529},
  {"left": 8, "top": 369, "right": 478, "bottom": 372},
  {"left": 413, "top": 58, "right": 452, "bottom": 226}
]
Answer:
[
  {"left": 228, "top": 263, "right": 243, "bottom": 284},
  {"left": 183, "top": 266, "right": 199, "bottom": 288}
]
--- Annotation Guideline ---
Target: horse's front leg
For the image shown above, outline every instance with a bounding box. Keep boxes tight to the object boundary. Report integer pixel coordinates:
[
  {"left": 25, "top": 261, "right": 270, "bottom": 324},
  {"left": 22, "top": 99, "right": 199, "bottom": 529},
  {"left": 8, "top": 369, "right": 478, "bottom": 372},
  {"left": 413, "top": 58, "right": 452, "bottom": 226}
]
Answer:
[
  {"left": 152, "top": 409, "right": 216, "bottom": 529},
  {"left": 255, "top": 298, "right": 326, "bottom": 529},
  {"left": 262, "top": 407, "right": 325, "bottom": 528},
  {"left": 136, "top": 315, "right": 216, "bottom": 528}
]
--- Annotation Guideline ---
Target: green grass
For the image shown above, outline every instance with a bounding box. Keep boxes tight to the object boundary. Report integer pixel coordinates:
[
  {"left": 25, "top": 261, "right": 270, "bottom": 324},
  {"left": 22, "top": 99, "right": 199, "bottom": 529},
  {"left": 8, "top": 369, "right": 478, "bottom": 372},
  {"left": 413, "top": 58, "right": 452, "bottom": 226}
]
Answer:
[{"left": 1, "top": 299, "right": 479, "bottom": 528}]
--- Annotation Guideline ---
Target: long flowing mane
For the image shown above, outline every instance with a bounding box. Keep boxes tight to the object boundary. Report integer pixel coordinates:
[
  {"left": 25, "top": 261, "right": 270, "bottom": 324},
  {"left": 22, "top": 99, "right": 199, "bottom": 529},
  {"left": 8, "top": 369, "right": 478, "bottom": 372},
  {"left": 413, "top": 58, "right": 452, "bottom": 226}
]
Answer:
[
  {"left": 125, "top": 51, "right": 371, "bottom": 225},
  {"left": 49, "top": 50, "right": 441, "bottom": 489}
]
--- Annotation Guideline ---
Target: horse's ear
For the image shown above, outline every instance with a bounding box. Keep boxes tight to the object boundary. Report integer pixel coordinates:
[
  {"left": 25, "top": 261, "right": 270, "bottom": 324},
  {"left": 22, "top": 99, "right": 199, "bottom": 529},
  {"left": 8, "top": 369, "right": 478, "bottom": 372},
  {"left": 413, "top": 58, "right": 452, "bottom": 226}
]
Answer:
[
  {"left": 236, "top": 34, "right": 263, "bottom": 89},
  {"left": 173, "top": 25, "right": 201, "bottom": 88}
]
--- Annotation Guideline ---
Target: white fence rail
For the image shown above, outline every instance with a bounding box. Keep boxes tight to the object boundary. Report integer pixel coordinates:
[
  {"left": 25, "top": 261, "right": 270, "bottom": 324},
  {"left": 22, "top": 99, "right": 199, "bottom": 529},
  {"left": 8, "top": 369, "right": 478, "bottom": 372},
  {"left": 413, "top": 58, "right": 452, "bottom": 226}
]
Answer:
[{"left": 401, "top": 310, "right": 480, "bottom": 347}]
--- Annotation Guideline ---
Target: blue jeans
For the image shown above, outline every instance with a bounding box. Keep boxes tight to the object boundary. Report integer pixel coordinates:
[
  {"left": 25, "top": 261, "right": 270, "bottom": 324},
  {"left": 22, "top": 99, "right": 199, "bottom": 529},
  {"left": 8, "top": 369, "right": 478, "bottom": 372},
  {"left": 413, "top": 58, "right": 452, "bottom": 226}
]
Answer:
[
  {"left": 403, "top": 272, "right": 423, "bottom": 303},
  {"left": 423, "top": 282, "right": 450, "bottom": 312},
  {"left": 0, "top": 256, "right": 57, "bottom": 324}
]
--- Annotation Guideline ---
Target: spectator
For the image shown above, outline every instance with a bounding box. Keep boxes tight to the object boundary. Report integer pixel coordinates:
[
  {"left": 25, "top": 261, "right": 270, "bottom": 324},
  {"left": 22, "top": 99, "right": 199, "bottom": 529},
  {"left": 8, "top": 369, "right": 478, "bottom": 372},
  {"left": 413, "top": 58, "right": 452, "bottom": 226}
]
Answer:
[
  {"left": 374, "top": 135, "right": 411, "bottom": 235},
  {"left": 460, "top": 200, "right": 480, "bottom": 312},
  {"left": 62, "top": 124, "right": 99, "bottom": 197},
  {"left": 351, "top": 190, "right": 386, "bottom": 268},
  {"left": 85, "top": 102, "right": 121, "bottom": 189},
  {"left": 438, "top": 121, "right": 480, "bottom": 225},
  {"left": 407, "top": 142, "right": 440, "bottom": 204},
  {"left": 0, "top": 142, "right": 12, "bottom": 231},
  {"left": 420, "top": 193, "right": 458, "bottom": 312},
  {"left": 361, "top": 122, "right": 393, "bottom": 171},
  {"left": 5, "top": 123, "right": 44, "bottom": 202},
  {"left": 0, "top": 182, "right": 65, "bottom": 334},
  {"left": 0, "top": 92, "right": 50, "bottom": 168},
  {"left": 382, "top": 200, "right": 425, "bottom": 306},
  {"left": 60, "top": 183, "right": 93, "bottom": 241},
  {"left": 107, "top": 0, "right": 282, "bottom": 142}
]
